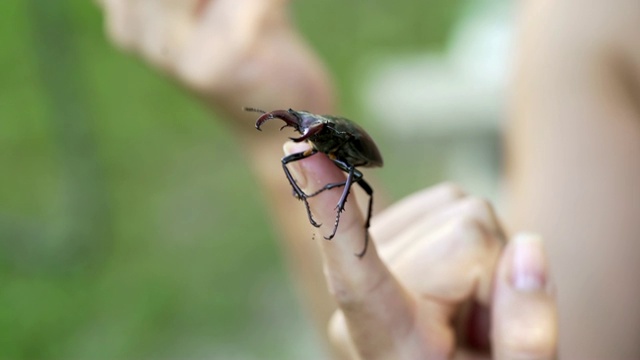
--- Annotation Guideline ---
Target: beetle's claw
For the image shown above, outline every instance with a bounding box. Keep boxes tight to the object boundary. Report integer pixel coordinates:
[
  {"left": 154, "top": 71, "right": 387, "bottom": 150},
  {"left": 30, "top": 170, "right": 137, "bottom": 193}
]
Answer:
[
  {"left": 254, "top": 110, "right": 301, "bottom": 134},
  {"left": 306, "top": 207, "right": 322, "bottom": 228}
]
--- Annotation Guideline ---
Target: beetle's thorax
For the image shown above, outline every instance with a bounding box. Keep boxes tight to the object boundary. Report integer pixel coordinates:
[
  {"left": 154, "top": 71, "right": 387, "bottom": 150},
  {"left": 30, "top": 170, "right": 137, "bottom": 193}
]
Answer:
[
  {"left": 295, "top": 111, "right": 324, "bottom": 130},
  {"left": 307, "top": 124, "right": 352, "bottom": 155}
]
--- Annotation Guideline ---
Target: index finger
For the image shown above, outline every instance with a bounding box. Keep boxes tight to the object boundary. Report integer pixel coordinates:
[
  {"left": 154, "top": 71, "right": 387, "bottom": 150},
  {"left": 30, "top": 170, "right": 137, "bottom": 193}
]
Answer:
[{"left": 283, "top": 141, "right": 423, "bottom": 357}]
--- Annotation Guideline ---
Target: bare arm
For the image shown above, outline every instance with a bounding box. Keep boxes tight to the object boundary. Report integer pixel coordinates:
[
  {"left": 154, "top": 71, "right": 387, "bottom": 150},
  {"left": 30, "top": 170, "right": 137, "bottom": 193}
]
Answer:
[
  {"left": 506, "top": 0, "right": 640, "bottom": 357},
  {"left": 100, "top": 0, "right": 340, "bottom": 349}
]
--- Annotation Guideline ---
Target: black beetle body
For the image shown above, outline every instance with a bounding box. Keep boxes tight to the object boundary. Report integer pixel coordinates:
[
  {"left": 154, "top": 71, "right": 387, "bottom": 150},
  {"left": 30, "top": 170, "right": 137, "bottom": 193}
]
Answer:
[{"left": 246, "top": 108, "right": 383, "bottom": 258}]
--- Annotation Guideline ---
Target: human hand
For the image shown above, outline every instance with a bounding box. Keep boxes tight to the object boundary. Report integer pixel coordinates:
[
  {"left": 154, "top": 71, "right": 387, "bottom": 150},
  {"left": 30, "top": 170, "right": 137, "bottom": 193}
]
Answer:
[
  {"left": 98, "top": 0, "right": 334, "bottom": 128},
  {"left": 283, "top": 141, "right": 557, "bottom": 359}
]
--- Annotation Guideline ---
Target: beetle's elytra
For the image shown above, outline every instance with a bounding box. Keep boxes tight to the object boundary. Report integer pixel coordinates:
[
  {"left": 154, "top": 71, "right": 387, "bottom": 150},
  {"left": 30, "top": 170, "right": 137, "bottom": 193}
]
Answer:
[{"left": 245, "top": 107, "right": 383, "bottom": 258}]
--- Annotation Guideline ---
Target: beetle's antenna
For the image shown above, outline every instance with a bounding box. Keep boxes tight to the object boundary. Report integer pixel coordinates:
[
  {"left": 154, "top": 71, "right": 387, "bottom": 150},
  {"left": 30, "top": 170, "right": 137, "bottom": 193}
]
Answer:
[{"left": 243, "top": 107, "right": 266, "bottom": 114}]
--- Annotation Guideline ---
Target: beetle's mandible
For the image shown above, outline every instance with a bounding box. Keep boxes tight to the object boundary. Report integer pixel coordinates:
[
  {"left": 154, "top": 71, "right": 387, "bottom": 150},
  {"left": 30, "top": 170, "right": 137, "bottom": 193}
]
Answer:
[{"left": 245, "top": 107, "right": 383, "bottom": 258}]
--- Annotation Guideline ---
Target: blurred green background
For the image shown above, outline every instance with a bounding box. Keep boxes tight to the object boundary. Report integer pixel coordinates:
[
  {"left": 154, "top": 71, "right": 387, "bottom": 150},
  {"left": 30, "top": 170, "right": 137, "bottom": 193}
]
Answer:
[{"left": 0, "top": 0, "right": 463, "bottom": 358}]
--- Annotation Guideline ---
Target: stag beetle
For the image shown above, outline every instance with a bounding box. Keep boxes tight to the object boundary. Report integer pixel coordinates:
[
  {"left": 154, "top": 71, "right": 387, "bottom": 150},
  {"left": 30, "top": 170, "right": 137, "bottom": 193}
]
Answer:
[{"left": 245, "top": 107, "right": 383, "bottom": 258}]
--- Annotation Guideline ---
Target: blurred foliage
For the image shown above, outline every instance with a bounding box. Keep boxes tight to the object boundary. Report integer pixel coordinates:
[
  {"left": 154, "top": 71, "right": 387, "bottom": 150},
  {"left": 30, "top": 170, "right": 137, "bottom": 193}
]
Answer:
[{"left": 0, "top": 0, "right": 462, "bottom": 358}]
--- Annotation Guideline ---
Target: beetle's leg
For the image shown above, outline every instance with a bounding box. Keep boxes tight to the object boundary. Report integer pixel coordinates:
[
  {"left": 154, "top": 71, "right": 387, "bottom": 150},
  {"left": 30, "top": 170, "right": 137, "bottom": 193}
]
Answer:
[
  {"left": 324, "top": 172, "right": 374, "bottom": 258},
  {"left": 281, "top": 149, "right": 316, "bottom": 198},
  {"left": 323, "top": 168, "right": 361, "bottom": 241},
  {"left": 304, "top": 161, "right": 353, "bottom": 198},
  {"left": 353, "top": 179, "right": 374, "bottom": 258},
  {"left": 306, "top": 181, "right": 347, "bottom": 197},
  {"left": 282, "top": 149, "right": 322, "bottom": 228},
  {"left": 317, "top": 158, "right": 373, "bottom": 258},
  {"left": 323, "top": 161, "right": 363, "bottom": 240},
  {"left": 292, "top": 156, "right": 373, "bottom": 257}
]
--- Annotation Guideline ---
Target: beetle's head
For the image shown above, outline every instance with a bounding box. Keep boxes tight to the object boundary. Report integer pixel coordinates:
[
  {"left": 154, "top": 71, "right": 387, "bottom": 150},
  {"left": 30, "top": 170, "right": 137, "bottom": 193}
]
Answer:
[{"left": 249, "top": 108, "right": 322, "bottom": 142}]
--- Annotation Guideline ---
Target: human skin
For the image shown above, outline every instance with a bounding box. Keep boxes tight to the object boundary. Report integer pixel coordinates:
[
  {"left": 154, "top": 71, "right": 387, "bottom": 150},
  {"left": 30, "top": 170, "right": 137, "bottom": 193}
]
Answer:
[
  {"left": 506, "top": 0, "right": 640, "bottom": 357},
  {"left": 97, "top": 0, "right": 640, "bottom": 359},
  {"left": 99, "top": 0, "right": 343, "bottom": 352},
  {"left": 284, "top": 141, "right": 557, "bottom": 359}
]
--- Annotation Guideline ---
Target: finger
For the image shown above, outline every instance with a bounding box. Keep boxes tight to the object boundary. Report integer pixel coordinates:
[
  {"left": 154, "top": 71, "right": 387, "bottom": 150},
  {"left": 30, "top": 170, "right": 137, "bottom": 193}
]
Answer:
[
  {"left": 391, "top": 214, "right": 502, "bottom": 305},
  {"left": 492, "top": 233, "right": 557, "bottom": 360},
  {"left": 370, "top": 182, "right": 466, "bottom": 245},
  {"left": 382, "top": 196, "right": 505, "bottom": 266},
  {"left": 283, "top": 141, "right": 424, "bottom": 358},
  {"left": 418, "top": 196, "right": 506, "bottom": 243},
  {"left": 386, "top": 198, "right": 504, "bottom": 352}
]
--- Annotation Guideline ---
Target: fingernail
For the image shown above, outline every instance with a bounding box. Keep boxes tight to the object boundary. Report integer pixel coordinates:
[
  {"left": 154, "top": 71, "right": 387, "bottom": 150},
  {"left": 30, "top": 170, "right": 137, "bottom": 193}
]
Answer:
[
  {"left": 510, "top": 233, "right": 547, "bottom": 292},
  {"left": 283, "top": 141, "right": 309, "bottom": 189}
]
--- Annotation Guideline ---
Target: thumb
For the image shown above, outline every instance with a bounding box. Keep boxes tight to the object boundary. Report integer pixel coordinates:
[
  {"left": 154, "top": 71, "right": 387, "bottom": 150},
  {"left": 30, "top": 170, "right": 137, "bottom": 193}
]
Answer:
[{"left": 491, "top": 233, "right": 558, "bottom": 360}]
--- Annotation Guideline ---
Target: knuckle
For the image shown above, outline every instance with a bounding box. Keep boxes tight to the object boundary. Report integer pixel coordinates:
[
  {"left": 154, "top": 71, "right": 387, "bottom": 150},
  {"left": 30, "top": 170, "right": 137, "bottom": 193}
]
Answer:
[
  {"left": 325, "top": 272, "right": 361, "bottom": 307},
  {"left": 448, "top": 216, "right": 486, "bottom": 242},
  {"left": 328, "top": 285, "right": 364, "bottom": 310},
  {"left": 433, "top": 182, "right": 466, "bottom": 200},
  {"left": 442, "top": 216, "right": 495, "bottom": 258},
  {"left": 458, "top": 197, "right": 502, "bottom": 238},
  {"left": 326, "top": 270, "right": 386, "bottom": 310},
  {"left": 461, "top": 196, "right": 493, "bottom": 217}
]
